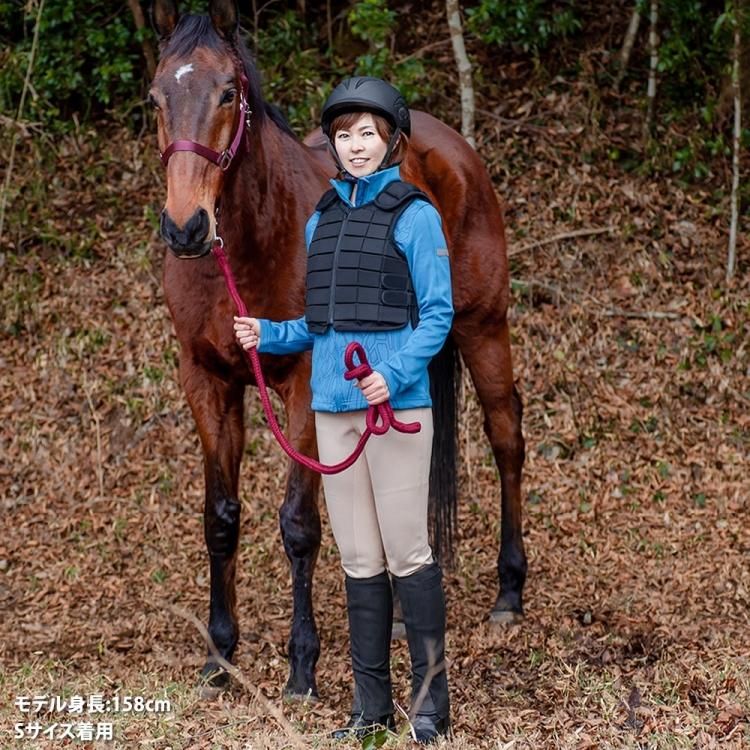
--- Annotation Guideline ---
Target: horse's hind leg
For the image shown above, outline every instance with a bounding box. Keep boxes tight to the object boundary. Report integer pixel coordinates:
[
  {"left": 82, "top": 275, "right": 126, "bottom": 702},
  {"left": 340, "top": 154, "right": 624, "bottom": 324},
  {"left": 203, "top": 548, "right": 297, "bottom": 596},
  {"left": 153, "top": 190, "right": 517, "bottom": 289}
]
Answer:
[
  {"left": 278, "top": 374, "right": 322, "bottom": 698},
  {"left": 182, "top": 362, "right": 246, "bottom": 688},
  {"left": 454, "top": 316, "right": 527, "bottom": 623}
]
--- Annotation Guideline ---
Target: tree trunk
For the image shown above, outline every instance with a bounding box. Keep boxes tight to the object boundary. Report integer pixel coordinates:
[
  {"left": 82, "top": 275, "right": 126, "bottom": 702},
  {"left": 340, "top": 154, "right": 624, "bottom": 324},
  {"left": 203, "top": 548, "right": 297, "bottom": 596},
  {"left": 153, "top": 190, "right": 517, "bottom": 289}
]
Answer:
[
  {"left": 326, "top": 0, "right": 333, "bottom": 53},
  {"left": 614, "top": 4, "right": 641, "bottom": 92},
  {"left": 445, "top": 0, "right": 475, "bottom": 149},
  {"left": 644, "top": 0, "right": 659, "bottom": 139},
  {"left": 727, "top": 11, "right": 742, "bottom": 281},
  {"left": 127, "top": 0, "right": 156, "bottom": 80}
]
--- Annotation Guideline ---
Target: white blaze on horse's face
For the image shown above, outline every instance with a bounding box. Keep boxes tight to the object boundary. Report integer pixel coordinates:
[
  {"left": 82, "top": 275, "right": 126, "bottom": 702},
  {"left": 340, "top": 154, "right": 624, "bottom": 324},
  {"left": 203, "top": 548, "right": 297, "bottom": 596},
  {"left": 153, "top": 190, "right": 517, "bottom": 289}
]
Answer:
[{"left": 174, "top": 63, "right": 194, "bottom": 82}]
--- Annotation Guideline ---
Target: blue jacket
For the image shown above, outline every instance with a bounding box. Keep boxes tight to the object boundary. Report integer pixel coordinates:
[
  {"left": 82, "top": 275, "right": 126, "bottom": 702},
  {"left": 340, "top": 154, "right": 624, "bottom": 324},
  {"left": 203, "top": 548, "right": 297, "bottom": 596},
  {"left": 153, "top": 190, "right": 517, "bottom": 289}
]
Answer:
[{"left": 257, "top": 165, "right": 453, "bottom": 413}]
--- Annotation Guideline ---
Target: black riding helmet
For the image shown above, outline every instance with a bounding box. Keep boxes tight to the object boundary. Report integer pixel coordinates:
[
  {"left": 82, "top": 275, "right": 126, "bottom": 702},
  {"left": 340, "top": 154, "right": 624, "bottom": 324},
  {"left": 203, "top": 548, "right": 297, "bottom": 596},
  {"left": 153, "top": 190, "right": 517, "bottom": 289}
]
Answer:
[
  {"left": 322, "top": 77, "right": 411, "bottom": 137},
  {"left": 321, "top": 77, "right": 410, "bottom": 174}
]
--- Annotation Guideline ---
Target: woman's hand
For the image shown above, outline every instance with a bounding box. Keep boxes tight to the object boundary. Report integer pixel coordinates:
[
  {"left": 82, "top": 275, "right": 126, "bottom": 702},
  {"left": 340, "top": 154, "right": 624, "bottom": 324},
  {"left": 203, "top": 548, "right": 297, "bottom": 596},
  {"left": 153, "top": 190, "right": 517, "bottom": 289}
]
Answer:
[
  {"left": 357, "top": 371, "right": 390, "bottom": 406},
  {"left": 233, "top": 316, "right": 261, "bottom": 350}
]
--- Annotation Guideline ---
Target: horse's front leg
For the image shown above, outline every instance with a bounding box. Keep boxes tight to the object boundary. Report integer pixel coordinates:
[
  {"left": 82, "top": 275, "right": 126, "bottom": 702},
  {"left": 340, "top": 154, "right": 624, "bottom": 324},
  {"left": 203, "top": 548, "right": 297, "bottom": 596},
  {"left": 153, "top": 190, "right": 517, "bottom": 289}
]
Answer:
[
  {"left": 182, "top": 359, "right": 246, "bottom": 686},
  {"left": 277, "top": 368, "right": 322, "bottom": 699}
]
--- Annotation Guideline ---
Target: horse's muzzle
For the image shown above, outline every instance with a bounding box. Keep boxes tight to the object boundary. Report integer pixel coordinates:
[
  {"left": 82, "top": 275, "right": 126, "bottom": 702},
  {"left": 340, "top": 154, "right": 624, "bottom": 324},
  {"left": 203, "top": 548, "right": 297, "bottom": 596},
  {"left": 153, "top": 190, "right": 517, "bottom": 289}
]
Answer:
[{"left": 160, "top": 208, "right": 212, "bottom": 258}]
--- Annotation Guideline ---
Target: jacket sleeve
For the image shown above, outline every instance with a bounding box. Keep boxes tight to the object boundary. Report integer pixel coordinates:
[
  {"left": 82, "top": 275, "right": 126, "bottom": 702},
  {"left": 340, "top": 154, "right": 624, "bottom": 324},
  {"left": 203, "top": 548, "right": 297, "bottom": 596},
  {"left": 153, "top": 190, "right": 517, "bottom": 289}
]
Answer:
[
  {"left": 376, "top": 201, "right": 454, "bottom": 399},
  {"left": 255, "top": 212, "right": 322, "bottom": 356},
  {"left": 257, "top": 317, "right": 314, "bottom": 354}
]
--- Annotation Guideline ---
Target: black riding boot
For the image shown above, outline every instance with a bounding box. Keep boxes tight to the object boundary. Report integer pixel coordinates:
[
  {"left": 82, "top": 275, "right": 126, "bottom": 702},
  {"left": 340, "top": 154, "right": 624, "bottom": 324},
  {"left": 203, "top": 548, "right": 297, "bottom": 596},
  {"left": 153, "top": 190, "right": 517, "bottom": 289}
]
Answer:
[
  {"left": 331, "top": 571, "right": 395, "bottom": 740},
  {"left": 392, "top": 563, "right": 450, "bottom": 745}
]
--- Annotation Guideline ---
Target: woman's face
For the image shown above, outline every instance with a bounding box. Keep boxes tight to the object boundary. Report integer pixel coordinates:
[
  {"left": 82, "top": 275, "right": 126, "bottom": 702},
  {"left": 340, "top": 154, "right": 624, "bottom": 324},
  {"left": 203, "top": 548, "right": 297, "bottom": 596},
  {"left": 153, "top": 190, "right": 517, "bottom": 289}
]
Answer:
[{"left": 334, "top": 113, "right": 390, "bottom": 177}]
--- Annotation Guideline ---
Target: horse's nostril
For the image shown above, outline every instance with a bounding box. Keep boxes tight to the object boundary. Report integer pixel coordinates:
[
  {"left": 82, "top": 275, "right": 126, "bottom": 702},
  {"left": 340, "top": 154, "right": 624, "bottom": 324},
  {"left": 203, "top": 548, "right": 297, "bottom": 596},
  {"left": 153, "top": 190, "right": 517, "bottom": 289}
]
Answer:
[
  {"left": 186, "top": 208, "right": 209, "bottom": 245},
  {"left": 160, "top": 209, "right": 178, "bottom": 244}
]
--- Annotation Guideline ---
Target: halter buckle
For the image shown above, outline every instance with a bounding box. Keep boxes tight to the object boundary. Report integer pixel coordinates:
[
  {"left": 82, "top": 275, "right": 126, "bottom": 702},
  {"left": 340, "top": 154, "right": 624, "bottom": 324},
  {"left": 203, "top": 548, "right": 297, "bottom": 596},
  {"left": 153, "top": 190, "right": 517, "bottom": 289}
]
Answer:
[
  {"left": 243, "top": 96, "right": 253, "bottom": 130},
  {"left": 218, "top": 150, "right": 232, "bottom": 171}
]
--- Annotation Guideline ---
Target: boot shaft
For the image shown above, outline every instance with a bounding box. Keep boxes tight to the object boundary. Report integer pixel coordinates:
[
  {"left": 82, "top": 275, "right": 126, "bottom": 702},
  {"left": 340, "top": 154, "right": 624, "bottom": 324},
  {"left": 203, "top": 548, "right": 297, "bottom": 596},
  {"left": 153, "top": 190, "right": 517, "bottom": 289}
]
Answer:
[
  {"left": 392, "top": 563, "right": 450, "bottom": 720},
  {"left": 345, "top": 572, "right": 394, "bottom": 720}
]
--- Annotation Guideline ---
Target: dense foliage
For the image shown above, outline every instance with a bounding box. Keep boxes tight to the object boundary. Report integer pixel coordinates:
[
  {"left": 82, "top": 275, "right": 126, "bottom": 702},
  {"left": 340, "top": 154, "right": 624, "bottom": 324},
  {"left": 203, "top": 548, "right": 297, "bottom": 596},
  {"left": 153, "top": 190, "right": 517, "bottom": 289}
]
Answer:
[
  {"left": 0, "top": 0, "right": 144, "bottom": 121},
  {"left": 657, "top": 0, "right": 732, "bottom": 107},
  {"left": 256, "top": 0, "right": 427, "bottom": 133},
  {"left": 0, "top": 0, "right": 746, "bottom": 151},
  {"left": 465, "top": 0, "right": 581, "bottom": 54}
]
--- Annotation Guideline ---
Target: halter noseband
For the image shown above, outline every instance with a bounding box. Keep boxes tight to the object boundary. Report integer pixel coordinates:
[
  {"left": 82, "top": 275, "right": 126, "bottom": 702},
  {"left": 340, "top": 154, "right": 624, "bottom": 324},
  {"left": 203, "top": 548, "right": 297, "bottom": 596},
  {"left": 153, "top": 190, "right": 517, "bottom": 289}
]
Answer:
[{"left": 159, "top": 69, "right": 252, "bottom": 172}]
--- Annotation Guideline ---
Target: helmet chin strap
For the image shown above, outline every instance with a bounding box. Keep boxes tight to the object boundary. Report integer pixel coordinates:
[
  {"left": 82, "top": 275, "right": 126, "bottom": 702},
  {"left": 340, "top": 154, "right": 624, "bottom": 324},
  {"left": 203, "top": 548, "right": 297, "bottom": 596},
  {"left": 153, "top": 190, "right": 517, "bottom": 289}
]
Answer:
[
  {"left": 327, "top": 127, "right": 403, "bottom": 179},
  {"left": 327, "top": 140, "right": 348, "bottom": 177},
  {"left": 377, "top": 128, "right": 402, "bottom": 171}
]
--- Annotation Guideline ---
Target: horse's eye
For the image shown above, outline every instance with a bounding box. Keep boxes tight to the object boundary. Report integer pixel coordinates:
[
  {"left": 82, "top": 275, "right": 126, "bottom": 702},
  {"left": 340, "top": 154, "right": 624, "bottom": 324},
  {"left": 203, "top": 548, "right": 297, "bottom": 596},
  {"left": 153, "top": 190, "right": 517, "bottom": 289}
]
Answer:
[
  {"left": 220, "top": 89, "right": 236, "bottom": 106},
  {"left": 148, "top": 93, "right": 160, "bottom": 110}
]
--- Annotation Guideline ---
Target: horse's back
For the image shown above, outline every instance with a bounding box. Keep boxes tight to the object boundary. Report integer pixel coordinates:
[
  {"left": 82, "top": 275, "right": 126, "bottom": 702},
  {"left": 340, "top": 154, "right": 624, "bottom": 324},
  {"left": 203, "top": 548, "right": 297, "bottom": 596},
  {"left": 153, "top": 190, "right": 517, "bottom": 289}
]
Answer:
[{"left": 304, "top": 111, "right": 509, "bottom": 321}]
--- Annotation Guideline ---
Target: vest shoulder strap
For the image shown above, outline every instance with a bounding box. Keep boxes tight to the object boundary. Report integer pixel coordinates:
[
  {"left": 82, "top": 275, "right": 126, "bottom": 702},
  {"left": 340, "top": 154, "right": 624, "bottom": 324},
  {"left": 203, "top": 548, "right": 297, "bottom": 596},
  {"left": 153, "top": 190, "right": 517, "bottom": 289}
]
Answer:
[
  {"left": 373, "top": 180, "right": 431, "bottom": 211},
  {"left": 315, "top": 188, "right": 340, "bottom": 212}
]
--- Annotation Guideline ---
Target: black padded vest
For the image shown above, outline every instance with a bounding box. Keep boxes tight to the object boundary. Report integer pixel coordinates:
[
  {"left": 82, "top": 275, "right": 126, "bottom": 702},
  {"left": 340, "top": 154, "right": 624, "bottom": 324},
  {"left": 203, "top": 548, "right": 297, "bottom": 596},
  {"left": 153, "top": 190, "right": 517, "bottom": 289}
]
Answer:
[{"left": 305, "top": 180, "right": 430, "bottom": 334}]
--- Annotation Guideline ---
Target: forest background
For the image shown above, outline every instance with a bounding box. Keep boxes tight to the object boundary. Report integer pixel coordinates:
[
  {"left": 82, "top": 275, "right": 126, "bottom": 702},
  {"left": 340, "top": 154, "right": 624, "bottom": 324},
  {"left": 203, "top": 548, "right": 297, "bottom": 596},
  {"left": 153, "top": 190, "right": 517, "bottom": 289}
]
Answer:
[{"left": 1, "top": 1, "right": 749, "bottom": 748}]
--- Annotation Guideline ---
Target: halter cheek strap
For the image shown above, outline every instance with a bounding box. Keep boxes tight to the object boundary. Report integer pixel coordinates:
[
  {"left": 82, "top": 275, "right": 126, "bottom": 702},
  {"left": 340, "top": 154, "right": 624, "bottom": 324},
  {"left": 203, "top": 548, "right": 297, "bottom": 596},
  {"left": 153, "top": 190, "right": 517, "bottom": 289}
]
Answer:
[{"left": 160, "top": 71, "right": 252, "bottom": 171}]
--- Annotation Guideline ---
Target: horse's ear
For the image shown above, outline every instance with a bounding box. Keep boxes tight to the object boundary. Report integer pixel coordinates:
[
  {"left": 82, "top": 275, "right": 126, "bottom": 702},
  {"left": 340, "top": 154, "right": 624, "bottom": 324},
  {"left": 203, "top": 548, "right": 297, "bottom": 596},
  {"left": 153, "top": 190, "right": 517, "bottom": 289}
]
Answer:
[
  {"left": 152, "top": 0, "right": 180, "bottom": 40},
  {"left": 208, "top": 0, "right": 239, "bottom": 41}
]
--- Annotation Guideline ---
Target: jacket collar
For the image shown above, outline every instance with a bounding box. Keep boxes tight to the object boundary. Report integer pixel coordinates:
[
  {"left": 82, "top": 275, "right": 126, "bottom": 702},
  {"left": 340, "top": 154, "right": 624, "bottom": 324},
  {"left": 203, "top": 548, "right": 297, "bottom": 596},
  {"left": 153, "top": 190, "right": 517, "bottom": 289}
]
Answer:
[{"left": 329, "top": 165, "right": 401, "bottom": 208}]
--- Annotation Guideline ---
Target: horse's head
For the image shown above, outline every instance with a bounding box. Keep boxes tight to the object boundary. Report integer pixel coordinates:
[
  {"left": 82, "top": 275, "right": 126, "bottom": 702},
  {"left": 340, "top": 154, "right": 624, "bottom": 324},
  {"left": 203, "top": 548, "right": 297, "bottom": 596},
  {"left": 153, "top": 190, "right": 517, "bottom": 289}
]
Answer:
[{"left": 151, "top": 0, "right": 251, "bottom": 258}]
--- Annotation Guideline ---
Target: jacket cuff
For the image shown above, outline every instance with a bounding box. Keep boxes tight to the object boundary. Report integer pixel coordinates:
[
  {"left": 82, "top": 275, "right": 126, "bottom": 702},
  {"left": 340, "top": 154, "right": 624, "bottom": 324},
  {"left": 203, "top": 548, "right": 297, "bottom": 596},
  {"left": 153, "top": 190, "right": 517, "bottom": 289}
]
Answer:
[
  {"left": 376, "top": 364, "right": 400, "bottom": 401},
  {"left": 256, "top": 319, "right": 272, "bottom": 353}
]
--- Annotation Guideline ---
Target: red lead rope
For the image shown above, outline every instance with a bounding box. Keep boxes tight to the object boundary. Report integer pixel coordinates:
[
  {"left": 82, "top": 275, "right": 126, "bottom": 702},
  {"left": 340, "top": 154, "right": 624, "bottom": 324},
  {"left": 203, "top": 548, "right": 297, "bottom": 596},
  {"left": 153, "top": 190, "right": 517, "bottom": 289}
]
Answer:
[{"left": 211, "top": 242, "right": 421, "bottom": 475}]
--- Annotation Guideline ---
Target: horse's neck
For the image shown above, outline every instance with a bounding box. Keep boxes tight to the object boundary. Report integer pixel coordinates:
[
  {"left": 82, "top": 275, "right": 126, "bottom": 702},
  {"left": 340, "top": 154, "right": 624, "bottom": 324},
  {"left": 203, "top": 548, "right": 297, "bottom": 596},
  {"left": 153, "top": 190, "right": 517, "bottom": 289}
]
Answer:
[{"left": 222, "top": 122, "right": 325, "bottom": 259}]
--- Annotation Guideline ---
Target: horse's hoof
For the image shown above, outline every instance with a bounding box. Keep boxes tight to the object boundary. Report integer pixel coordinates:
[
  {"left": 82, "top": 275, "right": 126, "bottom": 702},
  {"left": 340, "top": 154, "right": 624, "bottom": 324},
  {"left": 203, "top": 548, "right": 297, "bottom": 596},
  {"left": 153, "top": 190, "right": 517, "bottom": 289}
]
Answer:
[
  {"left": 197, "top": 683, "right": 225, "bottom": 701},
  {"left": 391, "top": 621, "right": 406, "bottom": 640},
  {"left": 284, "top": 672, "right": 319, "bottom": 702},
  {"left": 488, "top": 608, "right": 524, "bottom": 627},
  {"left": 283, "top": 687, "right": 319, "bottom": 704},
  {"left": 198, "top": 663, "right": 230, "bottom": 698}
]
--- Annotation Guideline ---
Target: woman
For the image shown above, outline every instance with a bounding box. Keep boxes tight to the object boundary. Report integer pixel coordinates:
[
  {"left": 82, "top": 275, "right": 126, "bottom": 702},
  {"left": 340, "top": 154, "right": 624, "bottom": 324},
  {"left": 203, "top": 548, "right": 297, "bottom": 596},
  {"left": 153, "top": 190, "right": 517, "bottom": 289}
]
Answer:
[{"left": 234, "top": 77, "right": 452, "bottom": 744}]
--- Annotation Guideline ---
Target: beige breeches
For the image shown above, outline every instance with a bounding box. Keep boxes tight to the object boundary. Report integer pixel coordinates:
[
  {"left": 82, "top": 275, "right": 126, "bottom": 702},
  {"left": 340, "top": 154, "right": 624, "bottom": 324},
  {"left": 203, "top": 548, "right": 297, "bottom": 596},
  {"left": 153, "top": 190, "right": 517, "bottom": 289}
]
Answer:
[{"left": 315, "top": 408, "right": 434, "bottom": 578}]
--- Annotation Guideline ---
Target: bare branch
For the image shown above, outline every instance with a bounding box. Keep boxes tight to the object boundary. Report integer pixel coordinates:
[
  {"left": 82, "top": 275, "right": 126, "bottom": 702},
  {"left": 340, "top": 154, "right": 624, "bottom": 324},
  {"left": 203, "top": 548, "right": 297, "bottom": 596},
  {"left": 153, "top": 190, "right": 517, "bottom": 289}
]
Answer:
[
  {"left": 82, "top": 375, "right": 105, "bottom": 502},
  {"left": 475, "top": 105, "right": 557, "bottom": 135},
  {"left": 0, "top": 0, "right": 45, "bottom": 242},
  {"left": 169, "top": 605, "right": 308, "bottom": 750},
  {"left": 600, "top": 309, "right": 682, "bottom": 320},
  {"left": 510, "top": 226, "right": 616, "bottom": 255}
]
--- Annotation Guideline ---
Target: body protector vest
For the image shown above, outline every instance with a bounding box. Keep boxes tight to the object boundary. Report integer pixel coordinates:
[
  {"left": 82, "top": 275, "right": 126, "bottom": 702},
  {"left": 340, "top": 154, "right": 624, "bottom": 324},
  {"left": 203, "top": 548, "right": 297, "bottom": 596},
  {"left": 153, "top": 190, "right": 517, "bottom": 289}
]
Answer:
[{"left": 305, "top": 180, "right": 431, "bottom": 334}]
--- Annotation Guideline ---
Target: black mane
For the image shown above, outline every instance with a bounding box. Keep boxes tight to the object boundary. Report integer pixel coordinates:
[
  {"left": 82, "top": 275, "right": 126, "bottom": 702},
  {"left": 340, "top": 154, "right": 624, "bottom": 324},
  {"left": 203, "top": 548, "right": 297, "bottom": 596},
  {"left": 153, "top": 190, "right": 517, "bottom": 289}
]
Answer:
[{"left": 161, "top": 14, "right": 296, "bottom": 138}]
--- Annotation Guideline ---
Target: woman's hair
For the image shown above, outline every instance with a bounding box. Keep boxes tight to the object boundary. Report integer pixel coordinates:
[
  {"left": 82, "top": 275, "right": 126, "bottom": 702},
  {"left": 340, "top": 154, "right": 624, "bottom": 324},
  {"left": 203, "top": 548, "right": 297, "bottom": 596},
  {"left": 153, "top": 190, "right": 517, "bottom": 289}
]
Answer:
[{"left": 329, "top": 111, "right": 409, "bottom": 165}]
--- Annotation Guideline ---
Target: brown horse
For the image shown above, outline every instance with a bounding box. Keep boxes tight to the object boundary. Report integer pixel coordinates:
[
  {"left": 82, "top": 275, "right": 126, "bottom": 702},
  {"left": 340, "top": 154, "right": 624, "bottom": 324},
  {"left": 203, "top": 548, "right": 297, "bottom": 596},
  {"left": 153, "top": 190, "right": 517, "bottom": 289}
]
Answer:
[{"left": 150, "top": 0, "right": 526, "bottom": 697}]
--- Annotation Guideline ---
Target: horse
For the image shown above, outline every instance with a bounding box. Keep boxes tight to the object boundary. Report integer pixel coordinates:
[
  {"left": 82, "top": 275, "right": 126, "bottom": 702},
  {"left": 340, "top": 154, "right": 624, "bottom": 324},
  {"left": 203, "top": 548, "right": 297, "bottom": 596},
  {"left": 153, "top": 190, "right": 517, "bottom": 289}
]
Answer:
[{"left": 150, "top": 0, "right": 526, "bottom": 698}]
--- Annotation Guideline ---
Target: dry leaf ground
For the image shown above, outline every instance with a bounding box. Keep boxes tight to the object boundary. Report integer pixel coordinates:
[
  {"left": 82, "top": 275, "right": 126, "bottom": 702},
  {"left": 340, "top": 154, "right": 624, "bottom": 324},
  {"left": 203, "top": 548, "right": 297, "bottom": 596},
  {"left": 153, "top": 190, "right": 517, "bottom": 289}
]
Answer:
[{"left": 1, "top": 78, "right": 749, "bottom": 749}]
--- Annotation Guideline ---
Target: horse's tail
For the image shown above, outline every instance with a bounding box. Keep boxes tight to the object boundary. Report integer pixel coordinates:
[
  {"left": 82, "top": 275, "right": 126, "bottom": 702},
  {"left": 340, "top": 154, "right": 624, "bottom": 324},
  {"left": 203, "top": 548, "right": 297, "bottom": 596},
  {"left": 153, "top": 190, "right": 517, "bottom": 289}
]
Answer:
[{"left": 428, "top": 336, "right": 460, "bottom": 568}]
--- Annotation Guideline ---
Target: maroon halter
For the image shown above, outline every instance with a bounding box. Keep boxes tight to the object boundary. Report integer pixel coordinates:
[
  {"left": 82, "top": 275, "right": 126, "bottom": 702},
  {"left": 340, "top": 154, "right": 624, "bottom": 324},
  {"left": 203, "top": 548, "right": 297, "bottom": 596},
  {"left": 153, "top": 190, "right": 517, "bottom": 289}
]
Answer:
[{"left": 160, "top": 70, "right": 251, "bottom": 171}]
